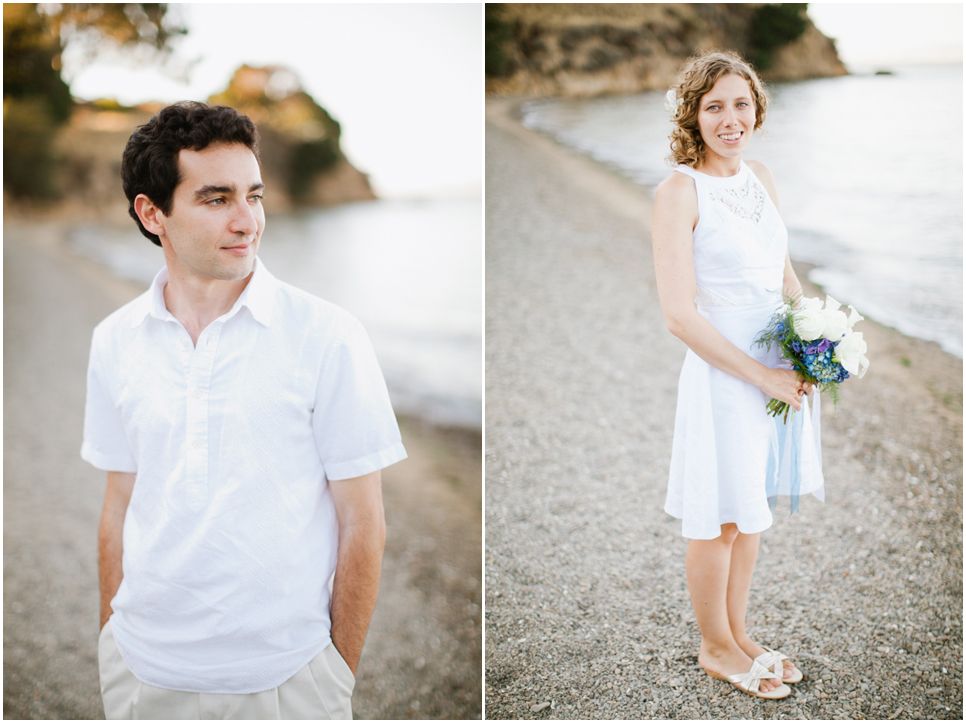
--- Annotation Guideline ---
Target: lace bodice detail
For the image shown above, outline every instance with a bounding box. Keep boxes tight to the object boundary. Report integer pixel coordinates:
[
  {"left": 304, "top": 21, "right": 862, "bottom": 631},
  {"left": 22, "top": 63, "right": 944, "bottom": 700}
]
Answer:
[
  {"left": 708, "top": 174, "right": 765, "bottom": 224},
  {"left": 674, "top": 162, "right": 787, "bottom": 309}
]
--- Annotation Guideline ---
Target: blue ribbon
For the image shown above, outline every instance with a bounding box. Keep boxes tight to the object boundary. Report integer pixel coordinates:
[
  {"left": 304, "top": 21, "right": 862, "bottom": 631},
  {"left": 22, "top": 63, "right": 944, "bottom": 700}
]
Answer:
[{"left": 766, "top": 404, "right": 804, "bottom": 515}]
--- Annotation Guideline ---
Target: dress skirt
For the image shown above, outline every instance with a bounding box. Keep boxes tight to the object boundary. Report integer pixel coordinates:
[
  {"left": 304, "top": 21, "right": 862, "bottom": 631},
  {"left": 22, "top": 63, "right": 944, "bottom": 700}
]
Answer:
[{"left": 665, "top": 300, "right": 824, "bottom": 540}]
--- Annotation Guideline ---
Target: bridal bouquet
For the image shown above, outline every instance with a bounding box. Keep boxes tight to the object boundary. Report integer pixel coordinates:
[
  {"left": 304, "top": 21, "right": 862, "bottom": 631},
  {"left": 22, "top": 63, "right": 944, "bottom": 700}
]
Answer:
[{"left": 755, "top": 294, "right": 869, "bottom": 422}]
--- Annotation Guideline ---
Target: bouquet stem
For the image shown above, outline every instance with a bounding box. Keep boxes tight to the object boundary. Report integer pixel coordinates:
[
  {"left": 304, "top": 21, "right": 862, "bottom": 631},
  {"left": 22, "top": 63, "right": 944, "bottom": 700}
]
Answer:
[{"left": 765, "top": 398, "right": 795, "bottom": 424}]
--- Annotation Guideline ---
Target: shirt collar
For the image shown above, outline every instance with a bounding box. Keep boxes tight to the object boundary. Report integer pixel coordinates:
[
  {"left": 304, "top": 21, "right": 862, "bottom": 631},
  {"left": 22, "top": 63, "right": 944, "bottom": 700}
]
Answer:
[{"left": 133, "top": 256, "right": 277, "bottom": 329}]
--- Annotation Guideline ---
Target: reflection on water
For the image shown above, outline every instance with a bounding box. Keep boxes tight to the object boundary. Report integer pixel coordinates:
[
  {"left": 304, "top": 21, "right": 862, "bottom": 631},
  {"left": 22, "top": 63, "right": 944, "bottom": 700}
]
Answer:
[
  {"left": 69, "top": 197, "right": 482, "bottom": 429},
  {"left": 522, "top": 64, "right": 963, "bottom": 357}
]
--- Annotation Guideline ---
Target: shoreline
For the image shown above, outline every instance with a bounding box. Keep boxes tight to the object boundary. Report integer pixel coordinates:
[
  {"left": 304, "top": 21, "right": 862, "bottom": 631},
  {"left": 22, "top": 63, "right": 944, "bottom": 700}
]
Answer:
[
  {"left": 2, "top": 215, "right": 482, "bottom": 437},
  {"left": 485, "top": 95, "right": 961, "bottom": 720},
  {"left": 3, "top": 219, "right": 481, "bottom": 719},
  {"left": 500, "top": 95, "right": 963, "bottom": 362},
  {"left": 486, "top": 96, "right": 963, "bottom": 382}
]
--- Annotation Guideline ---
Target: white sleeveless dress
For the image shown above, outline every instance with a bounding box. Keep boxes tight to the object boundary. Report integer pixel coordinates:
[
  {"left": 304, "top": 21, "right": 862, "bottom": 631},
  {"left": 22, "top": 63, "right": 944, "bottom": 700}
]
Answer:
[{"left": 665, "top": 162, "right": 824, "bottom": 540}]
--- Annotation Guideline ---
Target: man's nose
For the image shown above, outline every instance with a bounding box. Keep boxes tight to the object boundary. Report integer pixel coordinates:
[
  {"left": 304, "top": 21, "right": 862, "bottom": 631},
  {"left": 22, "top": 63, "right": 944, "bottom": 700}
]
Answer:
[{"left": 229, "top": 200, "right": 258, "bottom": 235}]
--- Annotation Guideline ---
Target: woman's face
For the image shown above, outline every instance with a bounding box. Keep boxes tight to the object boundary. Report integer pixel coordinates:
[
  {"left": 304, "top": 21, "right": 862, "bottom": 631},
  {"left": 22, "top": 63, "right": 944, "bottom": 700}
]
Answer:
[{"left": 696, "top": 73, "right": 756, "bottom": 161}]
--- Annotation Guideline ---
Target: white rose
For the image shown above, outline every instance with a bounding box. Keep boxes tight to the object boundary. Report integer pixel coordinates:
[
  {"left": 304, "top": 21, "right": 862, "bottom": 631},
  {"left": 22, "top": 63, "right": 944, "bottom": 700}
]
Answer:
[
  {"left": 847, "top": 304, "right": 864, "bottom": 328},
  {"left": 834, "top": 328, "right": 869, "bottom": 378},
  {"left": 824, "top": 295, "right": 842, "bottom": 312},
  {"left": 822, "top": 307, "right": 849, "bottom": 341},
  {"left": 796, "top": 295, "right": 824, "bottom": 313},
  {"left": 793, "top": 306, "right": 827, "bottom": 341}
]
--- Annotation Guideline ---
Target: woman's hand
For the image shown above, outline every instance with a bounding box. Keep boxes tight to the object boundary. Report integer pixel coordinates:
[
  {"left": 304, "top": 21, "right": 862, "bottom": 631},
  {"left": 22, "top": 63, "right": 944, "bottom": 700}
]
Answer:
[{"left": 759, "top": 368, "right": 812, "bottom": 411}]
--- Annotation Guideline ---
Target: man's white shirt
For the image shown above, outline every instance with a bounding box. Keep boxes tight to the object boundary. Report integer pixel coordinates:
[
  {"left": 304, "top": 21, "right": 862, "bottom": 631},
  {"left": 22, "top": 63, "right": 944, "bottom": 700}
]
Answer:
[{"left": 82, "top": 258, "right": 406, "bottom": 693}]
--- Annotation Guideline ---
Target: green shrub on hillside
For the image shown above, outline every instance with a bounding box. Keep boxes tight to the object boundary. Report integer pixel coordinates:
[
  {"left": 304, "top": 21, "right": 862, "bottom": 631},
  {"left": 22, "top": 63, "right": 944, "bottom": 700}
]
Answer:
[
  {"left": 485, "top": 4, "right": 514, "bottom": 78},
  {"left": 748, "top": 3, "right": 808, "bottom": 71}
]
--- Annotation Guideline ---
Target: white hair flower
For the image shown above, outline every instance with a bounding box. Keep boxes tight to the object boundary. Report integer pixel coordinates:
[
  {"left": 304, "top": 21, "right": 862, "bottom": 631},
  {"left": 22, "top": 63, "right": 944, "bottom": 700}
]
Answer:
[{"left": 664, "top": 89, "right": 683, "bottom": 117}]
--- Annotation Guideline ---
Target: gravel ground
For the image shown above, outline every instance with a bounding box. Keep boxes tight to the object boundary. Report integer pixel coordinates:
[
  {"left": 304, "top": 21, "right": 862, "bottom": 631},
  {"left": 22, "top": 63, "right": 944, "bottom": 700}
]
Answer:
[
  {"left": 484, "top": 98, "right": 963, "bottom": 720},
  {"left": 3, "top": 221, "right": 481, "bottom": 720}
]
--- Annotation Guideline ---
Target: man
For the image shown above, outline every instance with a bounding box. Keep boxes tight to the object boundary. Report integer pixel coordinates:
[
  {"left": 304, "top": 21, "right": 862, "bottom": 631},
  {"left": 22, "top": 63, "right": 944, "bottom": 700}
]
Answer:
[{"left": 82, "top": 102, "right": 407, "bottom": 719}]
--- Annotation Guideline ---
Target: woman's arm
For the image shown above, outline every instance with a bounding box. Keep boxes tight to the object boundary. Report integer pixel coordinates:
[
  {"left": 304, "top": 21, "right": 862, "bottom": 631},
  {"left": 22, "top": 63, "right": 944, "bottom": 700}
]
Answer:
[{"left": 652, "top": 171, "right": 806, "bottom": 409}]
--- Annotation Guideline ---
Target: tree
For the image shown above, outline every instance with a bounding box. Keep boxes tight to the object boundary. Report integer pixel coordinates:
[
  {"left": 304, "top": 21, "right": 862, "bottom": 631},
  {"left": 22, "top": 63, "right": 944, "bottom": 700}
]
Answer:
[{"left": 3, "top": 3, "right": 186, "bottom": 200}]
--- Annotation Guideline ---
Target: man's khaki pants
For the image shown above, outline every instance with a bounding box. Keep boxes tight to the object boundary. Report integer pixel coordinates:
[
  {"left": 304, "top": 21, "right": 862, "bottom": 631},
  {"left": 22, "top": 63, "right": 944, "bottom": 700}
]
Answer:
[{"left": 98, "top": 621, "right": 354, "bottom": 720}]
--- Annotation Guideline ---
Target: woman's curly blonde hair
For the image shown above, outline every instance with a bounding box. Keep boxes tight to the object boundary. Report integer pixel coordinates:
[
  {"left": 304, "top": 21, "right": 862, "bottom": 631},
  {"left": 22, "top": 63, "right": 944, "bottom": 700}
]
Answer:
[{"left": 666, "top": 50, "right": 768, "bottom": 168}]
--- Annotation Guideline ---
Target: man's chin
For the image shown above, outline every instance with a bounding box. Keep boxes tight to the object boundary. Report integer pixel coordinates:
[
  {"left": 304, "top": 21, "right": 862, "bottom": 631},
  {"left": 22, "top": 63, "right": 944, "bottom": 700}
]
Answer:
[{"left": 210, "top": 256, "right": 256, "bottom": 282}]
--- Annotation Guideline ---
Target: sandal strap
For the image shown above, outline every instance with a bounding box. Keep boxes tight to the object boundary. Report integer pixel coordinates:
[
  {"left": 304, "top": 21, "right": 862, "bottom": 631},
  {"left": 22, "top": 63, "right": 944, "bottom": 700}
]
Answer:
[
  {"left": 754, "top": 648, "right": 786, "bottom": 678},
  {"left": 763, "top": 646, "right": 788, "bottom": 662},
  {"left": 728, "top": 660, "right": 776, "bottom": 692}
]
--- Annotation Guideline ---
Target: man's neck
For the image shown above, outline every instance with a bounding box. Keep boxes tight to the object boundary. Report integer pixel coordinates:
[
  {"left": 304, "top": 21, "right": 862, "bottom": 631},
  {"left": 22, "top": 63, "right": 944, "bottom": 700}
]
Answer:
[{"left": 162, "top": 266, "right": 253, "bottom": 346}]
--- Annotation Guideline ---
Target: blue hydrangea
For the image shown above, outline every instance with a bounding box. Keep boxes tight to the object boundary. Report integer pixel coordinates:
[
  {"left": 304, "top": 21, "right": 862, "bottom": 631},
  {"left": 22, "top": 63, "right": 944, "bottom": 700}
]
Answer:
[{"left": 802, "top": 345, "right": 849, "bottom": 384}]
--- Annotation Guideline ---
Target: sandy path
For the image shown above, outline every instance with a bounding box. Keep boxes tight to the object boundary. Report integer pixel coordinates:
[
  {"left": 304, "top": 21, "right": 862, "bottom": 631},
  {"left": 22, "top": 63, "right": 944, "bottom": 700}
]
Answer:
[
  {"left": 484, "top": 98, "right": 962, "bottom": 720},
  {"left": 3, "top": 222, "right": 481, "bottom": 719}
]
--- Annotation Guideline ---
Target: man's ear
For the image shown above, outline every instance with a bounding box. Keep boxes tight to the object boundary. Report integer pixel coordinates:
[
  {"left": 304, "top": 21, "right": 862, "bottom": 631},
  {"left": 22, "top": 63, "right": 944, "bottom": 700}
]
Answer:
[{"left": 134, "top": 194, "right": 166, "bottom": 239}]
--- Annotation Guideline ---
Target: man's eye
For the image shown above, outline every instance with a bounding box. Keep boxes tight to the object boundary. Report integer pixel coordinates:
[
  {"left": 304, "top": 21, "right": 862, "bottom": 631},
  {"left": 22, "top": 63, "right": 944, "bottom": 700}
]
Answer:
[
  {"left": 207, "top": 198, "right": 225, "bottom": 206},
  {"left": 249, "top": 195, "right": 264, "bottom": 203}
]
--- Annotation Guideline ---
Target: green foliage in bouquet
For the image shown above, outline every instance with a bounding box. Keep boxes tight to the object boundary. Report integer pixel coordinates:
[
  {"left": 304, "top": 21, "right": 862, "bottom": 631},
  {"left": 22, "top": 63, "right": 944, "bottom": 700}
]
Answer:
[{"left": 755, "top": 293, "right": 849, "bottom": 423}]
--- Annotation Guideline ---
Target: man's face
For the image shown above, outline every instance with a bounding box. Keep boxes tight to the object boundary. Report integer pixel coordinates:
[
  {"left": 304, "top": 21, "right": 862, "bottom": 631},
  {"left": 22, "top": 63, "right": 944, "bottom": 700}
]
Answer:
[{"left": 157, "top": 143, "right": 265, "bottom": 284}]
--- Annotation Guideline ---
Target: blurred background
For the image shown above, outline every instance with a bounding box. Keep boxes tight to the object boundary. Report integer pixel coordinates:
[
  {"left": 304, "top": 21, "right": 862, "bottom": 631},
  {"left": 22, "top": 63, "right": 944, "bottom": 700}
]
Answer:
[
  {"left": 5, "top": 3, "right": 481, "bottom": 719},
  {"left": 484, "top": 5, "right": 962, "bottom": 719},
  {"left": 6, "top": 1, "right": 482, "bottom": 428},
  {"left": 486, "top": 2, "right": 963, "bottom": 358}
]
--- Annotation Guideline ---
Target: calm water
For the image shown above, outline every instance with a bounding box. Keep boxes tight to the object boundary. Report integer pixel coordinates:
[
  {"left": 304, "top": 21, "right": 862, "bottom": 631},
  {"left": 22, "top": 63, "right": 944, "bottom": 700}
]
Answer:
[
  {"left": 522, "top": 64, "right": 964, "bottom": 357},
  {"left": 69, "top": 197, "right": 483, "bottom": 429}
]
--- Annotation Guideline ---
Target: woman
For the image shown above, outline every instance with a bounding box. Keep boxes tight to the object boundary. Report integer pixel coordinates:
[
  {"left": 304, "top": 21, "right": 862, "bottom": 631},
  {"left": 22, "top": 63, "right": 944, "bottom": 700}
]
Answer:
[{"left": 651, "top": 51, "right": 825, "bottom": 700}]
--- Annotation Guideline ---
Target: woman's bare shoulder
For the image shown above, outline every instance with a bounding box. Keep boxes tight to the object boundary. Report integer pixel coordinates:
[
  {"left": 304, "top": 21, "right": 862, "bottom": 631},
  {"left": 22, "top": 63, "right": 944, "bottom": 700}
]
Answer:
[
  {"left": 744, "top": 159, "right": 774, "bottom": 182},
  {"left": 745, "top": 159, "right": 780, "bottom": 207},
  {"left": 655, "top": 168, "right": 697, "bottom": 204}
]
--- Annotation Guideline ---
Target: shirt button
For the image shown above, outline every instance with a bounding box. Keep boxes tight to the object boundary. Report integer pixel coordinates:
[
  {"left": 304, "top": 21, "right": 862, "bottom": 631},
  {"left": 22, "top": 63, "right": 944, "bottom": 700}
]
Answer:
[
  {"left": 192, "top": 389, "right": 202, "bottom": 399},
  {"left": 180, "top": 339, "right": 188, "bottom": 349},
  {"left": 193, "top": 439, "right": 203, "bottom": 449}
]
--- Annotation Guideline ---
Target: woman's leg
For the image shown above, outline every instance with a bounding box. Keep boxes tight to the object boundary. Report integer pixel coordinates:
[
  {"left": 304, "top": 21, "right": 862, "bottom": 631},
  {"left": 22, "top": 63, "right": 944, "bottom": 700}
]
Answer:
[
  {"left": 686, "top": 524, "right": 781, "bottom": 692},
  {"left": 727, "top": 530, "right": 796, "bottom": 678},
  {"left": 725, "top": 529, "right": 759, "bottom": 644}
]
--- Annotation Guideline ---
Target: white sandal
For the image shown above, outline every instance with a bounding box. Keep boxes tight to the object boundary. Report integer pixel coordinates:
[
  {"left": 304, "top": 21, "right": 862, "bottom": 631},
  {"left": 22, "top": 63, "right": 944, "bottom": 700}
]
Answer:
[
  {"left": 705, "top": 659, "right": 792, "bottom": 699},
  {"left": 758, "top": 646, "right": 804, "bottom": 684}
]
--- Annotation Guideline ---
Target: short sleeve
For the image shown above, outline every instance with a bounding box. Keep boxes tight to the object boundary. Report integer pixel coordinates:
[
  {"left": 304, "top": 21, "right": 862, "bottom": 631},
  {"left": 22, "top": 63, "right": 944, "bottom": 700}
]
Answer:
[
  {"left": 81, "top": 328, "right": 137, "bottom": 473},
  {"left": 312, "top": 315, "right": 407, "bottom": 480}
]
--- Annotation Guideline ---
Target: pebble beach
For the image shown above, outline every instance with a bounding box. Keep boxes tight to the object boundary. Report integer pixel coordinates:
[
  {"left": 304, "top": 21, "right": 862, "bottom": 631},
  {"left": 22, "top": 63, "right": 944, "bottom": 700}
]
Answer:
[{"left": 484, "top": 97, "right": 963, "bottom": 720}]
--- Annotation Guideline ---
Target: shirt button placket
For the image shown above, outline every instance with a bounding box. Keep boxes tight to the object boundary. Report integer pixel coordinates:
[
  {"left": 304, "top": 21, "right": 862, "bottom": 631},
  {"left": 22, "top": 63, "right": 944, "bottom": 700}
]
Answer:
[{"left": 185, "top": 327, "right": 219, "bottom": 511}]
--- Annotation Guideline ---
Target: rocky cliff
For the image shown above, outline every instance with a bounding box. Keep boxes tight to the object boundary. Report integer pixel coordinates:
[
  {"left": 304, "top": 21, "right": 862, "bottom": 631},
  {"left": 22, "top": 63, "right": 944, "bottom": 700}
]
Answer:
[
  {"left": 37, "top": 65, "right": 374, "bottom": 220},
  {"left": 486, "top": 3, "right": 847, "bottom": 97}
]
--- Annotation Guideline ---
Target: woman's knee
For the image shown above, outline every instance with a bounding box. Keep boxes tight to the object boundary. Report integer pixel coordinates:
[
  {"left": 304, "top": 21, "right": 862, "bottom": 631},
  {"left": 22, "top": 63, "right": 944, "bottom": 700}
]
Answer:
[{"left": 717, "top": 523, "right": 739, "bottom": 545}]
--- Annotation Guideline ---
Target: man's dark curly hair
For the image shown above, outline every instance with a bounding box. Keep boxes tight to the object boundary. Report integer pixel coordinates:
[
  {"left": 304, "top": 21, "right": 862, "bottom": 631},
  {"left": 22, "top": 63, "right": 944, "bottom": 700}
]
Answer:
[{"left": 121, "top": 102, "right": 260, "bottom": 246}]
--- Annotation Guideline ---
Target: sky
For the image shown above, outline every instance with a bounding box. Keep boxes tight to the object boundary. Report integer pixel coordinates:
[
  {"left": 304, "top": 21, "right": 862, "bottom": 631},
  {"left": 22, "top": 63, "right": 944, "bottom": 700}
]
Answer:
[
  {"left": 808, "top": 2, "right": 963, "bottom": 69},
  {"left": 59, "top": 2, "right": 959, "bottom": 198},
  {"left": 64, "top": 3, "right": 482, "bottom": 199}
]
